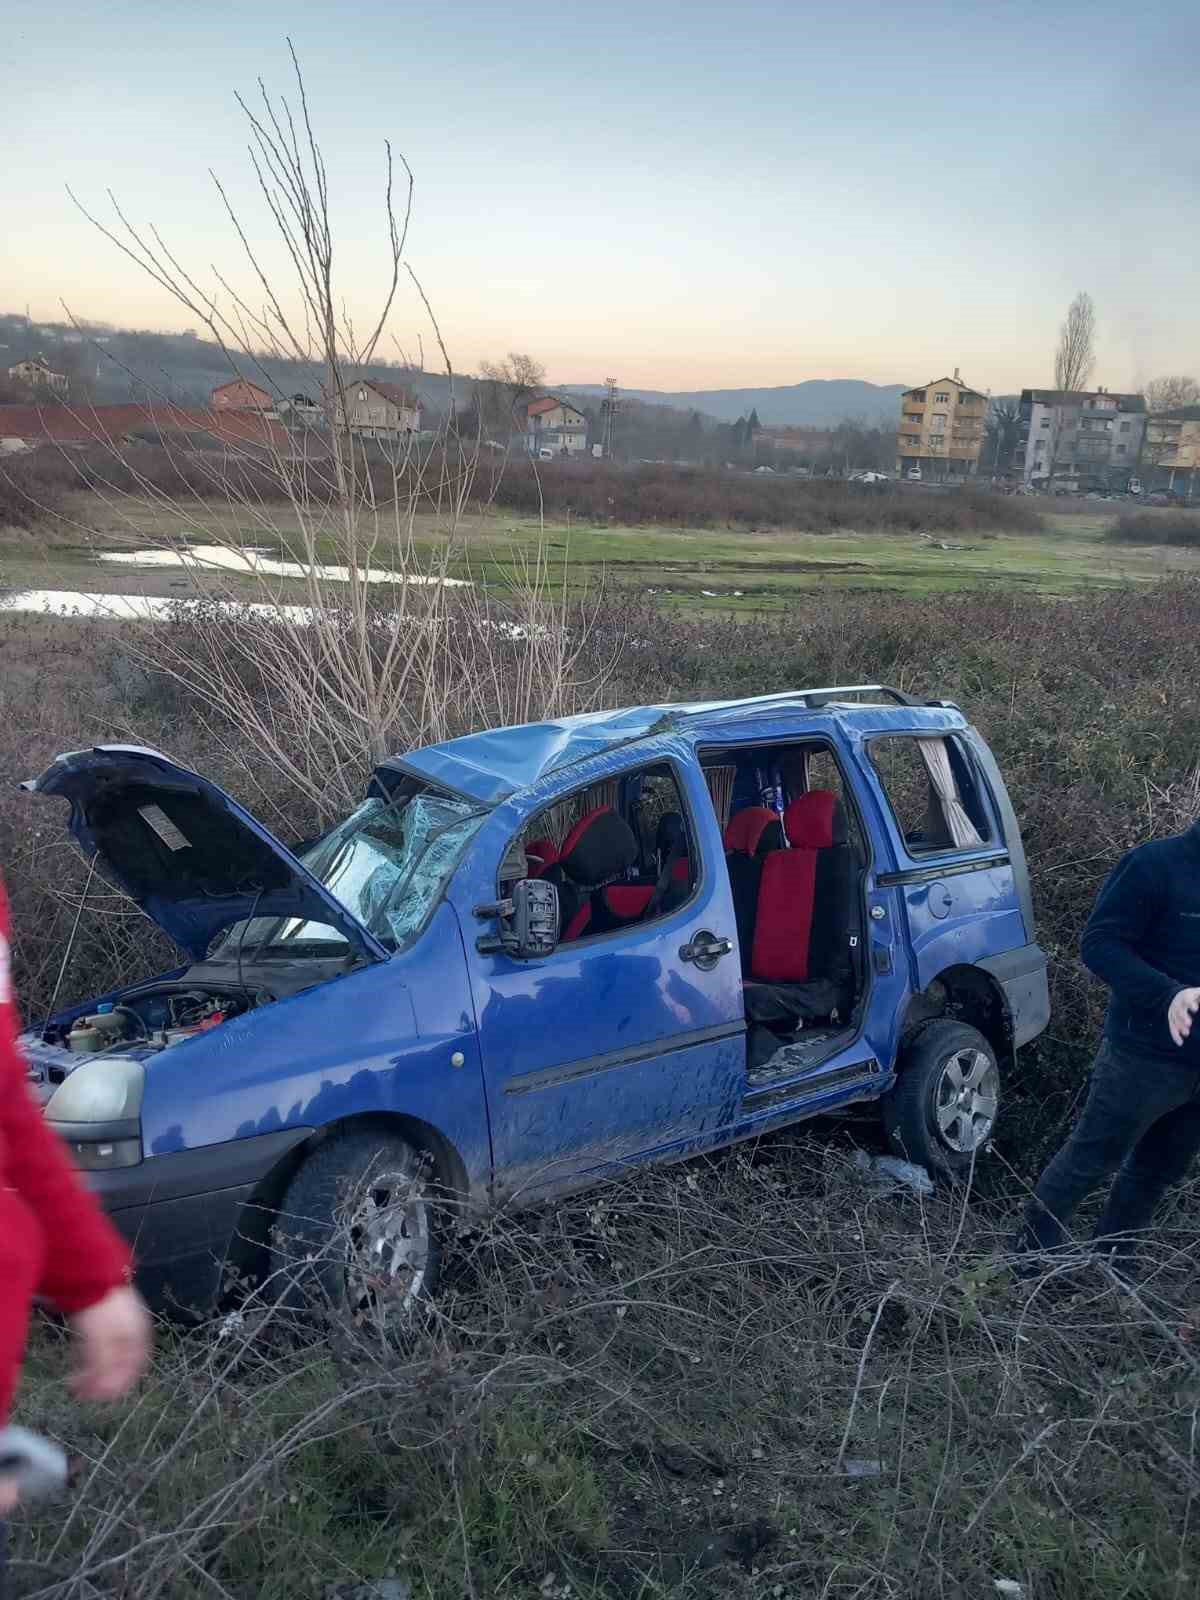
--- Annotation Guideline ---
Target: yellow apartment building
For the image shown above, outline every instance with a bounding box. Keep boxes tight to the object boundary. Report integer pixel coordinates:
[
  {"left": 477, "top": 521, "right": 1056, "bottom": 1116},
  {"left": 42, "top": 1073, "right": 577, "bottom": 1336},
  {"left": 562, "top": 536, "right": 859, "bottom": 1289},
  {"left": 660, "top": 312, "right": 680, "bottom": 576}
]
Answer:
[{"left": 896, "top": 369, "right": 986, "bottom": 480}]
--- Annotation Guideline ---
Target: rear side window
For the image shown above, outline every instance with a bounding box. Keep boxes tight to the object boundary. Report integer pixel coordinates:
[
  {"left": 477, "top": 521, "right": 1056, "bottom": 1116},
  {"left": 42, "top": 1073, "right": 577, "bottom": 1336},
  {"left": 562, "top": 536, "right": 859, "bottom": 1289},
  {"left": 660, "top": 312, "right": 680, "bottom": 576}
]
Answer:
[{"left": 869, "top": 735, "right": 990, "bottom": 854}]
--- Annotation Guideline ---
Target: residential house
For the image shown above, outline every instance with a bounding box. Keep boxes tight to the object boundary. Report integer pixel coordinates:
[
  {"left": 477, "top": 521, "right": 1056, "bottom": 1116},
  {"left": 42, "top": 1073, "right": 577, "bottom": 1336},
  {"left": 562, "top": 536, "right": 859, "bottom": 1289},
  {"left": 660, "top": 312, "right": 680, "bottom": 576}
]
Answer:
[
  {"left": 279, "top": 393, "right": 325, "bottom": 426},
  {"left": 1015, "top": 388, "right": 1145, "bottom": 489},
  {"left": 211, "top": 379, "right": 276, "bottom": 413},
  {"left": 1140, "top": 406, "right": 1200, "bottom": 497},
  {"left": 7, "top": 357, "right": 69, "bottom": 396},
  {"left": 524, "top": 395, "right": 588, "bottom": 457},
  {"left": 895, "top": 370, "right": 986, "bottom": 479},
  {"left": 333, "top": 379, "right": 421, "bottom": 440}
]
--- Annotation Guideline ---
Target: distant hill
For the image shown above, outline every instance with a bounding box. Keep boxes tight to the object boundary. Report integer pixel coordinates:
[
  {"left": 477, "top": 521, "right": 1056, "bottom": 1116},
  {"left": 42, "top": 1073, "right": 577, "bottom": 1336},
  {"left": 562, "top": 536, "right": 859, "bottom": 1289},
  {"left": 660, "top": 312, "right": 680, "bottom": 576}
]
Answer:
[
  {"left": 0, "top": 312, "right": 462, "bottom": 412},
  {"left": 1, "top": 313, "right": 911, "bottom": 428},
  {"left": 560, "top": 379, "right": 908, "bottom": 427}
]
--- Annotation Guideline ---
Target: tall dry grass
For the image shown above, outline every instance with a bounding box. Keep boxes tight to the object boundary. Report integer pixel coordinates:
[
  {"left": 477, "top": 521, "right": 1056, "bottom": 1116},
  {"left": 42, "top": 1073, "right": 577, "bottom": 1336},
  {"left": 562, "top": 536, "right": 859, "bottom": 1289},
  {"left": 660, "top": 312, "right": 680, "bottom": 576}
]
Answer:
[{"left": 12, "top": 1141, "right": 1200, "bottom": 1598}]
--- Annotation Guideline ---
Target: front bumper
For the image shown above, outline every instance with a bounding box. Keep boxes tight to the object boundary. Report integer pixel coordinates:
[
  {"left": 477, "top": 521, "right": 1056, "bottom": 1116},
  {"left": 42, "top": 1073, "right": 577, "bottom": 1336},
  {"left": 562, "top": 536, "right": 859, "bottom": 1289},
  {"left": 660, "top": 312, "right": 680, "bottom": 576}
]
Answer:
[{"left": 83, "top": 1128, "right": 313, "bottom": 1316}]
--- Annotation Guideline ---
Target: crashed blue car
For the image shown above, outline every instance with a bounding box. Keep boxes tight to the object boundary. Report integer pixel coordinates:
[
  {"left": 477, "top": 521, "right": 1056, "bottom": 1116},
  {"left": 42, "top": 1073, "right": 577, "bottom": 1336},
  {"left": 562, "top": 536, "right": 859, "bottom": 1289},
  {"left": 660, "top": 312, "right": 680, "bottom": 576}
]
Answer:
[{"left": 21, "top": 685, "right": 1048, "bottom": 1319}]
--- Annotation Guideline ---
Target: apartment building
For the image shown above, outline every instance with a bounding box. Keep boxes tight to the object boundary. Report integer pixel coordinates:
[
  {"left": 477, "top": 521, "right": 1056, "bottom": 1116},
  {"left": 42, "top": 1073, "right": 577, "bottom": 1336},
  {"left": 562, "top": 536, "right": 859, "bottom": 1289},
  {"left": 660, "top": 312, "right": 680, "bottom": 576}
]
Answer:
[
  {"left": 1141, "top": 406, "right": 1200, "bottom": 496},
  {"left": 1016, "top": 388, "right": 1145, "bottom": 488},
  {"left": 896, "top": 370, "right": 986, "bottom": 479}
]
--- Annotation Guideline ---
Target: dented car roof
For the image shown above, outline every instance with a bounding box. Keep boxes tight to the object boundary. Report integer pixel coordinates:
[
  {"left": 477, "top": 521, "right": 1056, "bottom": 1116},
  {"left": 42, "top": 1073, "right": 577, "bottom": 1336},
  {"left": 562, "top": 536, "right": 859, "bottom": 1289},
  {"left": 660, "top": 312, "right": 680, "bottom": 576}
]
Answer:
[{"left": 382, "top": 689, "right": 966, "bottom": 806}]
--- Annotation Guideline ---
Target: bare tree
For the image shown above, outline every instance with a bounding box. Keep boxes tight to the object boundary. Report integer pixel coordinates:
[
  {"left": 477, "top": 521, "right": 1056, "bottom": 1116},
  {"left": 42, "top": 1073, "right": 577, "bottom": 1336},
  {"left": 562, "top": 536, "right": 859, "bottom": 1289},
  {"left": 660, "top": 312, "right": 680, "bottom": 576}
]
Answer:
[
  {"left": 985, "top": 397, "right": 1022, "bottom": 474},
  {"left": 1054, "top": 292, "right": 1096, "bottom": 393},
  {"left": 1143, "top": 375, "right": 1200, "bottom": 413},
  {"left": 1039, "top": 292, "right": 1097, "bottom": 491},
  {"left": 63, "top": 50, "right": 608, "bottom": 824},
  {"left": 476, "top": 351, "right": 546, "bottom": 436}
]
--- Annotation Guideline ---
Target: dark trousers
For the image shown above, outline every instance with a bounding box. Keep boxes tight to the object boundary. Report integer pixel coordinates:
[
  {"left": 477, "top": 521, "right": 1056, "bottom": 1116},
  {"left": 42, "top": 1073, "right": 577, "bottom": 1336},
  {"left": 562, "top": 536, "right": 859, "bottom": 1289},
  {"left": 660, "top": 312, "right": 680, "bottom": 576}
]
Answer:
[{"left": 1020, "top": 1039, "right": 1200, "bottom": 1256}]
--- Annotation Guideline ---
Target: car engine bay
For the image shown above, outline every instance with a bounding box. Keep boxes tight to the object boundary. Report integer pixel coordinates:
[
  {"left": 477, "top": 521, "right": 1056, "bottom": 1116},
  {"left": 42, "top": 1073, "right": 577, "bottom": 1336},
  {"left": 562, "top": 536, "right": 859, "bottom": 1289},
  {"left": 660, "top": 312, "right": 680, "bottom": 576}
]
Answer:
[{"left": 22, "top": 953, "right": 353, "bottom": 1094}]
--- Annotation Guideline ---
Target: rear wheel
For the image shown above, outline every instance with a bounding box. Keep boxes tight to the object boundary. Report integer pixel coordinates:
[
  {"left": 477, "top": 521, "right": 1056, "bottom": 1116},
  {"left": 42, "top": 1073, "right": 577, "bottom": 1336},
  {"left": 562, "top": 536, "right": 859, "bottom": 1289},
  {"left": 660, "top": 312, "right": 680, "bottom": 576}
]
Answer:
[
  {"left": 882, "top": 1021, "right": 1000, "bottom": 1180},
  {"left": 268, "top": 1130, "right": 440, "bottom": 1327}
]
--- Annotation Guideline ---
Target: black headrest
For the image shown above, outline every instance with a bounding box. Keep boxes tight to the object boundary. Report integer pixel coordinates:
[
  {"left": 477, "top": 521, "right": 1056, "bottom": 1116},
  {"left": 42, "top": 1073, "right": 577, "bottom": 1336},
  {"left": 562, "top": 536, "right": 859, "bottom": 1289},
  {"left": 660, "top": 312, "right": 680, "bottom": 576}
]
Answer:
[{"left": 559, "top": 806, "right": 639, "bottom": 887}]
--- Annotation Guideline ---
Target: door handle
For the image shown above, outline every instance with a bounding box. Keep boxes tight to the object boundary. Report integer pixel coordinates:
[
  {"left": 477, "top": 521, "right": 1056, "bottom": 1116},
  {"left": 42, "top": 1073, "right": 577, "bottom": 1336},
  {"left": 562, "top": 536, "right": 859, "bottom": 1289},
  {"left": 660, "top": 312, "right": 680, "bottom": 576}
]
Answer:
[{"left": 679, "top": 930, "right": 734, "bottom": 970}]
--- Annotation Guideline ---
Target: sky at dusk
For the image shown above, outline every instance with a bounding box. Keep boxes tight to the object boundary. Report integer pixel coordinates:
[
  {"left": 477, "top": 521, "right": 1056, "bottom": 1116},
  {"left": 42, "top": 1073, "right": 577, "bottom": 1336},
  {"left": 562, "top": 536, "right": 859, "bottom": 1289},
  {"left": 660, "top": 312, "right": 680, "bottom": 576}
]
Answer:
[{"left": 4, "top": 0, "right": 1198, "bottom": 395}]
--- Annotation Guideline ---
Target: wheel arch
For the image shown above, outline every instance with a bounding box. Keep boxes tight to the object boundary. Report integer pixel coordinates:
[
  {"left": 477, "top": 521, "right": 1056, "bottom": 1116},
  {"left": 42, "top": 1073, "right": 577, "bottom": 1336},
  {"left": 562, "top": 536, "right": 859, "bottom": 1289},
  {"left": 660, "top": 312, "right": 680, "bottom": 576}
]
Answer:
[
  {"left": 900, "top": 963, "right": 1012, "bottom": 1068},
  {"left": 223, "top": 1112, "right": 470, "bottom": 1296}
]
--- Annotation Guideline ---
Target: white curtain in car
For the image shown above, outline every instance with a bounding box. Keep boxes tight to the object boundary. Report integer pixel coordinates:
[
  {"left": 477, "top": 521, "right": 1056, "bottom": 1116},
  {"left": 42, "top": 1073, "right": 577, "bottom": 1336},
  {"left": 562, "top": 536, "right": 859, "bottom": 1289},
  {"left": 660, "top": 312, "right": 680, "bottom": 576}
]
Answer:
[
  {"left": 916, "top": 738, "right": 983, "bottom": 849},
  {"left": 703, "top": 765, "right": 736, "bottom": 828}
]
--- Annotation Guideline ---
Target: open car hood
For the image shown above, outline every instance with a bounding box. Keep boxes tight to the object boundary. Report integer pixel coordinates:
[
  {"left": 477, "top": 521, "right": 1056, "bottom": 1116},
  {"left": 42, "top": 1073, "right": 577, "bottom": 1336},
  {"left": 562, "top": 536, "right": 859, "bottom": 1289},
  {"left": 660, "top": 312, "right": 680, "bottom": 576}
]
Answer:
[{"left": 24, "top": 746, "right": 389, "bottom": 963}]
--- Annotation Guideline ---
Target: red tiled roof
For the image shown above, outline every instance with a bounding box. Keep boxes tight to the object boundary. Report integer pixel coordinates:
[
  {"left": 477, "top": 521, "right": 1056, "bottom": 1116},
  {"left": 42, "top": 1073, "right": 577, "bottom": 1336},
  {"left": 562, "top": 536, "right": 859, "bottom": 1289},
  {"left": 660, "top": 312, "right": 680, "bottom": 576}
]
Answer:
[
  {"left": 0, "top": 402, "right": 292, "bottom": 453},
  {"left": 525, "top": 396, "right": 561, "bottom": 416},
  {"left": 211, "top": 379, "right": 273, "bottom": 402}
]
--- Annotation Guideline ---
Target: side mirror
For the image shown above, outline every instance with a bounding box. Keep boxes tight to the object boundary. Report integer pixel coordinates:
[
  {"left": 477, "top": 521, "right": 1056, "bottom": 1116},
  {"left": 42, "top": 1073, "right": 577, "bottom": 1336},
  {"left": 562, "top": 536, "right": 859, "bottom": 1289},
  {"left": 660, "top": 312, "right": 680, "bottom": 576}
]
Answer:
[{"left": 474, "top": 878, "right": 559, "bottom": 959}]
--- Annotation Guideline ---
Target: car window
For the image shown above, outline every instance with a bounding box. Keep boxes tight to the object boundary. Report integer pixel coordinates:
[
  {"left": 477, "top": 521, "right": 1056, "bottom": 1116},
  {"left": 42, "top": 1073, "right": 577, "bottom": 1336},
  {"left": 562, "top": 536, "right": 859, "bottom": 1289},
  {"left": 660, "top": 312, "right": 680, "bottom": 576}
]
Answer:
[
  {"left": 505, "top": 763, "right": 696, "bottom": 946},
  {"left": 869, "top": 735, "right": 989, "bottom": 854},
  {"left": 216, "top": 790, "right": 487, "bottom": 955},
  {"left": 795, "top": 745, "right": 866, "bottom": 858}
]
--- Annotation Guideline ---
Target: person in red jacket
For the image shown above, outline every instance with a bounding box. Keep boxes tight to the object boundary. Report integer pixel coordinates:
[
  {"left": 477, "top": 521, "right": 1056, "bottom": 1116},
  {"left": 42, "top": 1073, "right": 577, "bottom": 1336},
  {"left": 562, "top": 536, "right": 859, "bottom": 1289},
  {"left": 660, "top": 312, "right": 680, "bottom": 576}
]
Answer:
[{"left": 0, "top": 878, "right": 151, "bottom": 1518}]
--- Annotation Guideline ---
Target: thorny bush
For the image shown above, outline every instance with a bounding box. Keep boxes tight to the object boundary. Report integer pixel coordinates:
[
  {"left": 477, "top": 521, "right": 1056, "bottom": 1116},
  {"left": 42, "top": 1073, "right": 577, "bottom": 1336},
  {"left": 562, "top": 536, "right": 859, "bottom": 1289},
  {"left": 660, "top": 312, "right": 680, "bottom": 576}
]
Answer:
[
  {"left": 4, "top": 584, "right": 1200, "bottom": 1596},
  {"left": 13, "top": 1142, "right": 1200, "bottom": 1598},
  {"left": 3, "top": 580, "right": 1200, "bottom": 1164},
  {"left": 1109, "top": 509, "right": 1200, "bottom": 547},
  {"left": 1, "top": 444, "right": 1043, "bottom": 534}
]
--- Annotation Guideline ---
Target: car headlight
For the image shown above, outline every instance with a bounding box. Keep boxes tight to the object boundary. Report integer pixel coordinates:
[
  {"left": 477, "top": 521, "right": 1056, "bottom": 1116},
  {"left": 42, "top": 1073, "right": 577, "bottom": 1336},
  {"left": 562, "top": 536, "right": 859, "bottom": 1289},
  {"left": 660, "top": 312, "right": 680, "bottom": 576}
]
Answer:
[{"left": 45, "top": 1058, "right": 144, "bottom": 1170}]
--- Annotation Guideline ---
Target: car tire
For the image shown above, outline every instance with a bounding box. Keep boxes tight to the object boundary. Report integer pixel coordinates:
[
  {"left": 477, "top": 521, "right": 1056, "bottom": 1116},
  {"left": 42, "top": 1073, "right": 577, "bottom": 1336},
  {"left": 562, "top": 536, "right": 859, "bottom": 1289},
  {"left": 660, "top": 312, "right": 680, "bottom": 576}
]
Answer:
[
  {"left": 267, "top": 1130, "right": 441, "bottom": 1326},
  {"left": 882, "top": 1021, "right": 1000, "bottom": 1181}
]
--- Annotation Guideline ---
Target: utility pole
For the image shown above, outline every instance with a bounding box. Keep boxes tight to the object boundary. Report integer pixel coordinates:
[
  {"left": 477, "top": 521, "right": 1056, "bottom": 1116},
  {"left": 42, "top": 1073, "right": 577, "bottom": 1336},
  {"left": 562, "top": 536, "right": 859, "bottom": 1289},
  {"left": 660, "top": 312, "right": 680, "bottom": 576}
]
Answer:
[{"left": 600, "top": 377, "right": 619, "bottom": 459}]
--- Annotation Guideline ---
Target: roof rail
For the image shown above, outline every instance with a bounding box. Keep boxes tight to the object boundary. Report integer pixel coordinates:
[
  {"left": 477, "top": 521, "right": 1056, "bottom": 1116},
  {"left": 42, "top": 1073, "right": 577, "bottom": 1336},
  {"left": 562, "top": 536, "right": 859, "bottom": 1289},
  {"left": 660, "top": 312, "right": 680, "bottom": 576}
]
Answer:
[{"left": 676, "top": 684, "right": 926, "bottom": 723}]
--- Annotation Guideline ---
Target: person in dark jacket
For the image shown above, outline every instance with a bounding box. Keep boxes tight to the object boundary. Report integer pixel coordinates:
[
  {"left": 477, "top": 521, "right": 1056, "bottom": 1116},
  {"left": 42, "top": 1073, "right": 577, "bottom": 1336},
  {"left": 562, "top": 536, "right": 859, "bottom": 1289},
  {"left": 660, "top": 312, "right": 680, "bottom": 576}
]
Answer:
[{"left": 1019, "top": 822, "right": 1200, "bottom": 1262}]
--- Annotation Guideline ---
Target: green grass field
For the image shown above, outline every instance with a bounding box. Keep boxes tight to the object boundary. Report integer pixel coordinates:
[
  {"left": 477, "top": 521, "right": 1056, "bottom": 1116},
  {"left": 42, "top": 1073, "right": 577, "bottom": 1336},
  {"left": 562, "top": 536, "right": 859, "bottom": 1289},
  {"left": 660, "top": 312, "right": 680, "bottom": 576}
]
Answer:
[{"left": 3, "top": 494, "right": 1199, "bottom": 613}]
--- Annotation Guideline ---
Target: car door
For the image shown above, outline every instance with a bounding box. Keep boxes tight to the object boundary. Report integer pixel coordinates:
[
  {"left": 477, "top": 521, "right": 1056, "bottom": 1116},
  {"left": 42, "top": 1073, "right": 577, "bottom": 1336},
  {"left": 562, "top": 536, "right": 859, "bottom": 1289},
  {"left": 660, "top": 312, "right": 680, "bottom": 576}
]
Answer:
[
  {"left": 454, "top": 754, "right": 746, "bottom": 1203},
  {"left": 702, "top": 731, "right": 902, "bottom": 1127},
  {"left": 859, "top": 727, "right": 1024, "bottom": 992}
]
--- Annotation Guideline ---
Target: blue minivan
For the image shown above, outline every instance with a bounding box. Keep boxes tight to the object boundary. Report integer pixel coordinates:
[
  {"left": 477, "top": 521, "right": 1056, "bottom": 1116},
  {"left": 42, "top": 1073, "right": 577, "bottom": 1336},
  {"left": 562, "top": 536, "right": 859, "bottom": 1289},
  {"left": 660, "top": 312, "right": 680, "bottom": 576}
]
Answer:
[{"left": 21, "top": 685, "right": 1048, "bottom": 1320}]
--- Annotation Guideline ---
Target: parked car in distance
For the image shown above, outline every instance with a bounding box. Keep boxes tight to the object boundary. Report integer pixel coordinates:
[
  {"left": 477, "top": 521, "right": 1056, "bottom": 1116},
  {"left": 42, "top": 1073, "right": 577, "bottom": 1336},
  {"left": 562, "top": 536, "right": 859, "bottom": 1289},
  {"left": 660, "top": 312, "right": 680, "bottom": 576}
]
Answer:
[
  {"left": 22, "top": 690, "right": 1049, "bottom": 1324},
  {"left": 905, "top": 467, "right": 922, "bottom": 482}
]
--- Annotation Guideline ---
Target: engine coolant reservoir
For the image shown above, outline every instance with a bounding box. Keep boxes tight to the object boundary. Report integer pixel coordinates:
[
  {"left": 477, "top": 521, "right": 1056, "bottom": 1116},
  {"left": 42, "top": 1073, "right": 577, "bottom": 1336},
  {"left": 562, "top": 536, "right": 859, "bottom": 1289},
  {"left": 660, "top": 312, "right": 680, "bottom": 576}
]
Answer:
[{"left": 67, "top": 1003, "right": 127, "bottom": 1054}]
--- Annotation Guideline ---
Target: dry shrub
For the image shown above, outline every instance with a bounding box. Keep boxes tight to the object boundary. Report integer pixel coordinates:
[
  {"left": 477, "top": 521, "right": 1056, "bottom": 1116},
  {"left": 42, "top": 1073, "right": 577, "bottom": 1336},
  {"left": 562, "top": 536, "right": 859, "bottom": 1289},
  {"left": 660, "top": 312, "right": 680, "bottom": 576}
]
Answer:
[
  {"left": 1109, "top": 509, "right": 1200, "bottom": 546},
  {"left": 5, "top": 577, "right": 1200, "bottom": 1162},
  {"left": 5, "top": 445, "right": 1044, "bottom": 538},
  {"left": 0, "top": 454, "right": 69, "bottom": 533},
  {"left": 6, "top": 582, "right": 1200, "bottom": 1596},
  {"left": 12, "top": 1143, "right": 1200, "bottom": 1598},
  {"left": 480, "top": 460, "right": 1044, "bottom": 535}
]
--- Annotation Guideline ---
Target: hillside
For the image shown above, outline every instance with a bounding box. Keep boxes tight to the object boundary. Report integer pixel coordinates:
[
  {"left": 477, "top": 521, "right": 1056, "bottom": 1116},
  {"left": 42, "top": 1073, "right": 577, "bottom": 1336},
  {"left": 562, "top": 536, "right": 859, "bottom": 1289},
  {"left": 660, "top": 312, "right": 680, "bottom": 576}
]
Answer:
[
  {"left": 561, "top": 377, "right": 909, "bottom": 426},
  {"left": 0, "top": 312, "right": 458, "bottom": 412},
  {"left": 3, "top": 314, "right": 908, "bottom": 427}
]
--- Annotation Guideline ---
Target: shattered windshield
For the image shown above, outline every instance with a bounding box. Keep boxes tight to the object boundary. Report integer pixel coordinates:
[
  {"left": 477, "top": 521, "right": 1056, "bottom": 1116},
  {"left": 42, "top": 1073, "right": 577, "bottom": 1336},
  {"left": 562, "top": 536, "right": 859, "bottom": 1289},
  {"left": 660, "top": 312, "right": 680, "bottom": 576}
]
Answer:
[{"left": 215, "top": 790, "right": 486, "bottom": 956}]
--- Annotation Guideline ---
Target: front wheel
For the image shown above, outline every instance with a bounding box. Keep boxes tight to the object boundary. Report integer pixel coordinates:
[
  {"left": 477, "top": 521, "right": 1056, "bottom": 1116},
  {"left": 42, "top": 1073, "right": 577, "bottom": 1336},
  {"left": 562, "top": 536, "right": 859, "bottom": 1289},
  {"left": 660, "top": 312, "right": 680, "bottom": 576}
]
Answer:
[
  {"left": 268, "top": 1130, "right": 441, "bottom": 1328},
  {"left": 882, "top": 1021, "right": 1000, "bottom": 1180}
]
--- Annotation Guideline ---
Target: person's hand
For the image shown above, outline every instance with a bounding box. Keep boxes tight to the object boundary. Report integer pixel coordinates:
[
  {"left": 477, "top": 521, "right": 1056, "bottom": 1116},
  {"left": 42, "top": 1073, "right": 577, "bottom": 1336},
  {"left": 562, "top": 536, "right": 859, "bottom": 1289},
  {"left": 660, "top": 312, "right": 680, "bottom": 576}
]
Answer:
[
  {"left": 1169, "top": 987, "right": 1200, "bottom": 1047},
  {"left": 69, "top": 1286, "right": 152, "bottom": 1402},
  {"left": 0, "top": 1474, "right": 18, "bottom": 1514}
]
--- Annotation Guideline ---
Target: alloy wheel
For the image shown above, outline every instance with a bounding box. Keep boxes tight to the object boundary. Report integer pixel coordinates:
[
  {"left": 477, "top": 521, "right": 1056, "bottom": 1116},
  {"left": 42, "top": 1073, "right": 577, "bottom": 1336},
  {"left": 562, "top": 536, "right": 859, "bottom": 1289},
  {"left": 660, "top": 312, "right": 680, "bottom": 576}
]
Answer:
[{"left": 933, "top": 1047, "right": 998, "bottom": 1153}]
